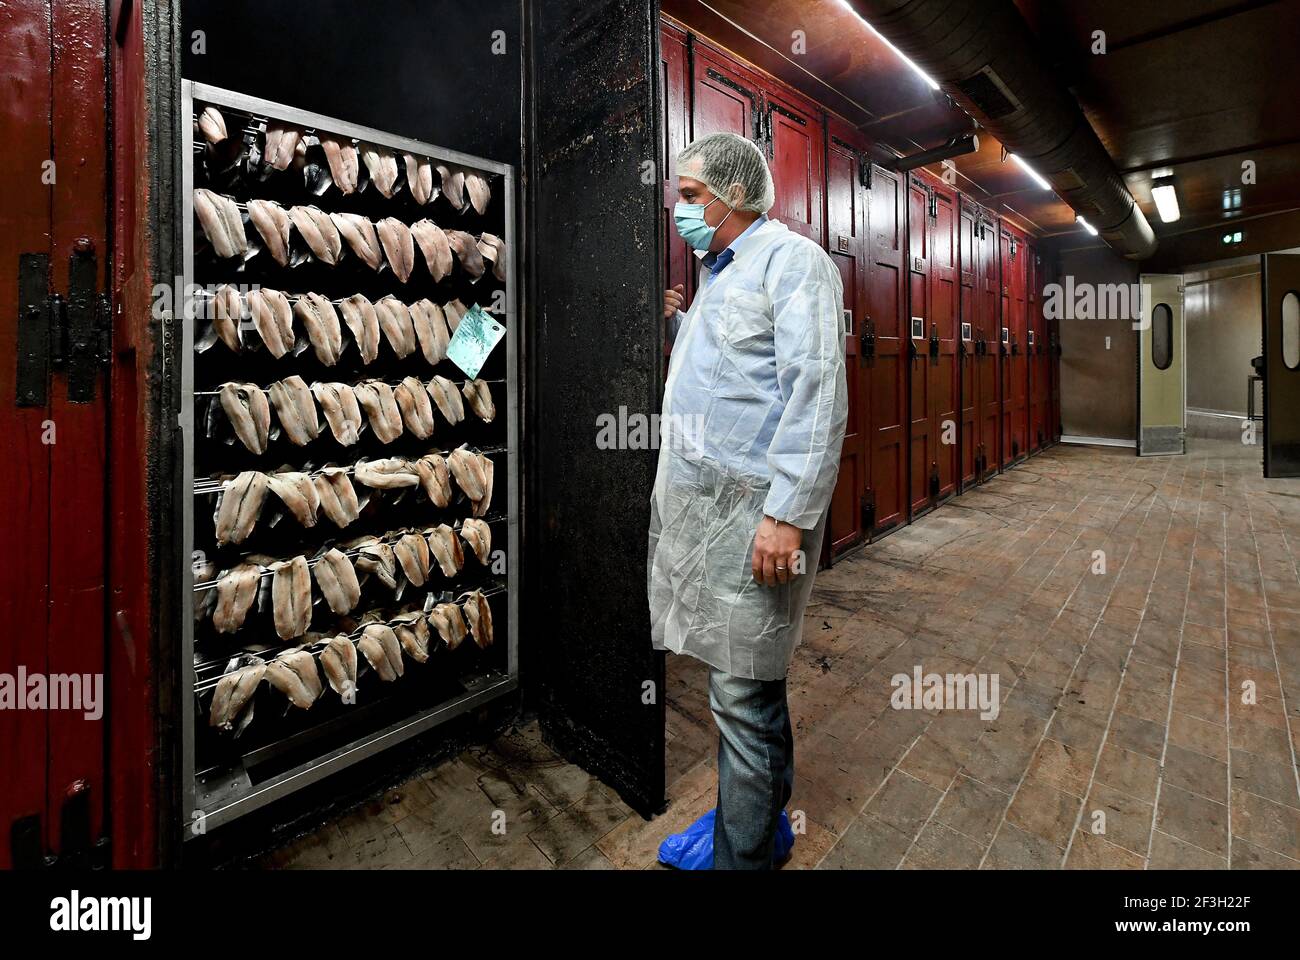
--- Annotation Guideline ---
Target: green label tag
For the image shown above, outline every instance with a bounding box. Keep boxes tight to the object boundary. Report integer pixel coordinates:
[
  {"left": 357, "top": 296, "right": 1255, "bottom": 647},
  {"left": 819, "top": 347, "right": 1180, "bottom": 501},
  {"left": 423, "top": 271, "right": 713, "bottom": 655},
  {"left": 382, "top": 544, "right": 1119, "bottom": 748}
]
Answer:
[{"left": 446, "top": 304, "right": 505, "bottom": 379}]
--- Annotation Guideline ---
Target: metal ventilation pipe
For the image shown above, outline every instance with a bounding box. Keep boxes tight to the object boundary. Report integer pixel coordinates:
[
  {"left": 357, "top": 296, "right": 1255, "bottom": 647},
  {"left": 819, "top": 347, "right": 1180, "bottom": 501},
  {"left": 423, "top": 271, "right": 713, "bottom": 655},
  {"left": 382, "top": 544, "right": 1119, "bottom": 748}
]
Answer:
[{"left": 848, "top": 0, "right": 1157, "bottom": 259}]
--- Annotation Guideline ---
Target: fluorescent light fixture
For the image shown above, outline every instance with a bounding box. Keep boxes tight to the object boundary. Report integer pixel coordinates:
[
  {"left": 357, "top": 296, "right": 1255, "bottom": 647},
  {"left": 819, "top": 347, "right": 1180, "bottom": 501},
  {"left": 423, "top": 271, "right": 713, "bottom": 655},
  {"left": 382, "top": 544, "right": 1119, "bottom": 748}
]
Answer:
[
  {"left": 1011, "top": 153, "right": 1051, "bottom": 189},
  {"left": 838, "top": 1, "right": 941, "bottom": 90},
  {"left": 1150, "top": 176, "right": 1180, "bottom": 223},
  {"left": 1076, "top": 215, "right": 1098, "bottom": 236}
]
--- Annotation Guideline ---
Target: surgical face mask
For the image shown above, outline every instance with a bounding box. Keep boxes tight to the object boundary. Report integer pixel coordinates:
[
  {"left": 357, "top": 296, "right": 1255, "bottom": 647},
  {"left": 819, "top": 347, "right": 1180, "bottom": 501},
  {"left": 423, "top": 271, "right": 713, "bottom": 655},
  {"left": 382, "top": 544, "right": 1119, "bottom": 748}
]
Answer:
[{"left": 674, "top": 195, "right": 733, "bottom": 251}]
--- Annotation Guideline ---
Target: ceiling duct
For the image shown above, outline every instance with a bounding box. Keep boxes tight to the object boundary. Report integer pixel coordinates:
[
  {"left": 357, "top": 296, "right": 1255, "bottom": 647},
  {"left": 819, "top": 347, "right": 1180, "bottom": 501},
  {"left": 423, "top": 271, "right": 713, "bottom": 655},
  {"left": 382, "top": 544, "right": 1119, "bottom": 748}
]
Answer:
[
  {"left": 849, "top": 0, "right": 1157, "bottom": 259},
  {"left": 884, "top": 134, "right": 979, "bottom": 172}
]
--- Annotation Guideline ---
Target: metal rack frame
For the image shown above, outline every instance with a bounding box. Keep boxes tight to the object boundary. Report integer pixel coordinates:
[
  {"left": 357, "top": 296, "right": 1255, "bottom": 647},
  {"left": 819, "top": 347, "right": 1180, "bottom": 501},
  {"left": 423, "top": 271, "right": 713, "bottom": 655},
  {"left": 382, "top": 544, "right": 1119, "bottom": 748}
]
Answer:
[{"left": 179, "top": 81, "right": 519, "bottom": 838}]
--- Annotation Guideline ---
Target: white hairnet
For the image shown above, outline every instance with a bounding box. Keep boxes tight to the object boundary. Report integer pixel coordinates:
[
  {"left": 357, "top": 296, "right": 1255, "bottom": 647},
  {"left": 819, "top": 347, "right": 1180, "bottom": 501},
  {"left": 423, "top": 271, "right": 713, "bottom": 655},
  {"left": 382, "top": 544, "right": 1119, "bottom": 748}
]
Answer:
[{"left": 677, "top": 132, "right": 775, "bottom": 214}]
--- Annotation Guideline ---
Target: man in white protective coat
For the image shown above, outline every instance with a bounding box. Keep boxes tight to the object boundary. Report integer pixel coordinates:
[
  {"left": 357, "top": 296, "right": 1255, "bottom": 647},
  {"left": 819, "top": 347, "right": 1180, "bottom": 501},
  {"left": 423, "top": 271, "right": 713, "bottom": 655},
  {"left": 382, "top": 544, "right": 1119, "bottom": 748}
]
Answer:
[{"left": 650, "top": 132, "right": 848, "bottom": 869}]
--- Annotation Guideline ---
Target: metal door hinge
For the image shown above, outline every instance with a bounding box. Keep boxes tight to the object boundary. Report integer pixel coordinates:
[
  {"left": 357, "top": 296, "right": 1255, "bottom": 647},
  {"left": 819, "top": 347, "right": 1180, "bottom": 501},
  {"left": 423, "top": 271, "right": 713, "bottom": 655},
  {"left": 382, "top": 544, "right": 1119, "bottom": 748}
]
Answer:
[
  {"left": 15, "top": 249, "right": 111, "bottom": 406},
  {"left": 860, "top": 158, "right": 873, "bottom": 189}
]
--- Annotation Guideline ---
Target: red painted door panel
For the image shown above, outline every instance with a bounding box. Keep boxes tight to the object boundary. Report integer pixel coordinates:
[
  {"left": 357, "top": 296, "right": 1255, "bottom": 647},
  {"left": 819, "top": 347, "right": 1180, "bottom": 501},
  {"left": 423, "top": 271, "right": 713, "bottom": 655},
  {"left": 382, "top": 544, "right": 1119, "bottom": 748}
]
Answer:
[
  {"left": 764, "top": 89, "right": 824, "bottom": 246},
  {"left": 907, "top": 175, "right": 930, "bottom": 515},
  {"left": 930, "top": 184, "right": 958, "bottom": 501},
  {"left": 1027, "top": 242, "right": 1043, "bottom": 452},
  {"left": 977, "top": 211, "right": 1001, "bottom": 480},
  {"left": 1028, "top": 243, "right": 1051, "bottom": 452},
  {"left": 691, "top": 42, "right": 762, "bottom": 144},
  {"left": 0, "top": 0, "right": 55, "bottom": 869},
  {"left": 1000, "top": 227, "right": 1029, "bottom": 466},
  {"left": 0, "top": 0, "right": 109, "bottom": 867},
  {"left": 868, "top": 165, "right": 908, "bottom": 535},
  {"left": 825, "top": 123, "right": 868, "bottom": 556},
  {"left": 660, "top": 22, "right": 691, "bottom": 367},
  {"left": 906, "top": 174, "right": 956, "bottom": 514},
  {"left": 958, "top": 202, "right": 978, "bottom": 487}
]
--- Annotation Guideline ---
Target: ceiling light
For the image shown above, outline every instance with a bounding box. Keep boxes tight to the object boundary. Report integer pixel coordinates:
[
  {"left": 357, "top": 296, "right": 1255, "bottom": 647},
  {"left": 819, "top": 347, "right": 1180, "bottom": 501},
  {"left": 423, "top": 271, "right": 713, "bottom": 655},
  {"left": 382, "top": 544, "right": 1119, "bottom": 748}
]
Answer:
[
  {"left": 1150, "top": 175, "right": 1180, "bottom": 223},
  {"left": 1076, "top": 215, "right": 1098, "bottom": 236},
  {"left": 1011, "top": 154, "right": 1052, "bottom": 190},
  {"left": 839, "top": 1, "right": 941, "bottom": 90}
]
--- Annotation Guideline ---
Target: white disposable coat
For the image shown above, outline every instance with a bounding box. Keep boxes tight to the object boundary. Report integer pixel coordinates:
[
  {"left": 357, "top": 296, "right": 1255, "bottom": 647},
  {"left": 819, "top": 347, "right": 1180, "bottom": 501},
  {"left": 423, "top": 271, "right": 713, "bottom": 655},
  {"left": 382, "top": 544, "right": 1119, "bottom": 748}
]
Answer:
[{"left": 648, "top": 217, "right": 848, "bottom": 680}]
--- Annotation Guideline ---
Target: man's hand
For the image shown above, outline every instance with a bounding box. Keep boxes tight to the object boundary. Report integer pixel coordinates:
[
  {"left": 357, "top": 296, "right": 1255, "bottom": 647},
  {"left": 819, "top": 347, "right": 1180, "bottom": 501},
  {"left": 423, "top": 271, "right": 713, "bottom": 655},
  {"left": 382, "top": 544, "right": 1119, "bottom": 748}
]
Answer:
[
  {"left": 664, "top": 283, "right": 685, "bottom": 320},
  {"left": 752, "top": 515, "right": 803, "bottom": 587}
]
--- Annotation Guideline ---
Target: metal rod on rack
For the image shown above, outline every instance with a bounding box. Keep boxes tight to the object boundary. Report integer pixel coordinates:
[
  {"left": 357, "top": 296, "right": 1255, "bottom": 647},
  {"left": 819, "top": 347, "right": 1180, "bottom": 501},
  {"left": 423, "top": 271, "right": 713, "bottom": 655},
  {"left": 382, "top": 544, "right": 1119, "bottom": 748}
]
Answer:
[
  {"left": 193, "top": 444, "right": 507, "bottom": 496},
  {"left": 192, "top": 109, "right": 503, "bottom": 179},
  {"left": 193, "top": 377, "right": 503, "bottom": 398},
  {"left": 194, "top": 189, "right": 503, "bottom": 224},
  {"left": 189, "top": 287, "right": 491, "bottom": 309},
  {"left": 191, "top": 512, "right": 506, "bottom": 590},
  {"left": 192, "top": 581, "right": 508, "bottom": 690}
]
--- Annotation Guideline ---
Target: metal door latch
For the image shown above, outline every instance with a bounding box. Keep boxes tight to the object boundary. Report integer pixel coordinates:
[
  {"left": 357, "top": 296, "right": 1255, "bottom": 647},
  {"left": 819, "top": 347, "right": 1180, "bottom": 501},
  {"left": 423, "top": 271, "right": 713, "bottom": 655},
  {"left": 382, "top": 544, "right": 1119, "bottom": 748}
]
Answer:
[{"left": 860, "top": 320, "right": 876, "bottom": 361}]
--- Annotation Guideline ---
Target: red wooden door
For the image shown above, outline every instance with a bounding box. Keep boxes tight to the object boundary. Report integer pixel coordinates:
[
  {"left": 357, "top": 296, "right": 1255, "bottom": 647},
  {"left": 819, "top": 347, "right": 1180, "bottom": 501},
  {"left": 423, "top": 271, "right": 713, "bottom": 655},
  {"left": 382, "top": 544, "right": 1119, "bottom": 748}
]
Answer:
[
  {"left": 977, "top": 211, "right": 1002, "bottom": 480},
  {"left": 930, "top": 183, "right": 959, "bottom": 502},
  {"left": 1026, "top": 242, "right": 1041, "bottom": 452},
  {"left": 867, "top": 165, "right": 908, "bottom": 535},
  {"left": 763, "top": 88, "right": 824, "bottom": 247},
  {"left": 0, "top": 0, "right": 109, "bottom": 867},
  {"left": 660, "top": 22, "right": 691, "bottom": 367},
  {"left": 824, "top": 123, "right": 869, "bottom": 556},
  {"left": 1000, "top": 226, "right": 1029, "bottom": 465},
  {"left": 1028, "top": 243, "right": 1050, "bottom": 451},
  {"left": 958, "top": 201, "right": 978, "bottom": 488},
  {"left": 906, "top": 175, "right": 931, "bottom": 515}
]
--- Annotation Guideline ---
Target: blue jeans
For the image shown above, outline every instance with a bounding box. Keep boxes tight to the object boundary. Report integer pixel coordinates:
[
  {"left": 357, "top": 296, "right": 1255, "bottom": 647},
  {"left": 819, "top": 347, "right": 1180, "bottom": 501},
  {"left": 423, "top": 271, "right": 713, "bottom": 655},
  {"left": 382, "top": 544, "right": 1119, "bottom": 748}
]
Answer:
[{"left": 709, "top": 668, "right": 794, "bottom": 870}]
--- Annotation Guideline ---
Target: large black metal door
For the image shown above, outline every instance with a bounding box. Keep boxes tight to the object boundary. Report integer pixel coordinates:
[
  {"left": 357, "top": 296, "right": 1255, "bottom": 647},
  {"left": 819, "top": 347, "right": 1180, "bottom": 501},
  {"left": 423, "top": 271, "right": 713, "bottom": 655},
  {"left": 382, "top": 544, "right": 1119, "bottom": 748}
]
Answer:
[{"left": 526, "top": 0, "right": 666, "bottom": 817}]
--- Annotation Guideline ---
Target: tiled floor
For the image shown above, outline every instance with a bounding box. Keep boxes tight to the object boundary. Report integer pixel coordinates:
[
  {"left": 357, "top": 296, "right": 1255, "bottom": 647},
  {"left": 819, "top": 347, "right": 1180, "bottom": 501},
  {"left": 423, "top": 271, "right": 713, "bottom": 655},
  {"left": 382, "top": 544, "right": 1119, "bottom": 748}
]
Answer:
[{"left": 264, "top": 439, "right": 1300, "bottom": 869}]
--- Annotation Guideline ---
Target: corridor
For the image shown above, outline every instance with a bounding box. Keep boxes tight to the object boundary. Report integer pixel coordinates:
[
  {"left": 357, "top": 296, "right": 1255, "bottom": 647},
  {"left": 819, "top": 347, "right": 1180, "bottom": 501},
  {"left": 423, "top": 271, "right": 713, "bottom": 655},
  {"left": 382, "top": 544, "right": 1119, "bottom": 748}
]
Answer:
[{"left": 263, "top": 439, "right": 1300, "bottom": 869}]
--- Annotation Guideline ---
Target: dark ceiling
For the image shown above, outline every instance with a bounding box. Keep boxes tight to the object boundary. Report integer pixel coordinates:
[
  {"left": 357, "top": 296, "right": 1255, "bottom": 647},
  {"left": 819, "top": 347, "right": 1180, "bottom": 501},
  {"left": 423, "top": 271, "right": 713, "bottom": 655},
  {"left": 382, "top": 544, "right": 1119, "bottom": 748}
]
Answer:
[{"left": 661, "top": 0, "right": 1300, "bottom": 248}]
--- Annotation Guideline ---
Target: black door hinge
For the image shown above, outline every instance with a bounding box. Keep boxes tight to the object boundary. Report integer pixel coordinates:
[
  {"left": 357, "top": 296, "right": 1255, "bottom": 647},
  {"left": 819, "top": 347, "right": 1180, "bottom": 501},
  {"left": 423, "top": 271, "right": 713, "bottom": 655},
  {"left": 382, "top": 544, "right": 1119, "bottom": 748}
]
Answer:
[
  {"left": 16, "top": 253, "right": 50, "bottom": 407},
  {"left": 929, "top": 464, "right": 940, "bottom": 497},
  {"left": 860, "top": 158, "right": 873, "bottom": 190},
  {"left": 15, "top": 249, "right": 111, "bottom": 406}
]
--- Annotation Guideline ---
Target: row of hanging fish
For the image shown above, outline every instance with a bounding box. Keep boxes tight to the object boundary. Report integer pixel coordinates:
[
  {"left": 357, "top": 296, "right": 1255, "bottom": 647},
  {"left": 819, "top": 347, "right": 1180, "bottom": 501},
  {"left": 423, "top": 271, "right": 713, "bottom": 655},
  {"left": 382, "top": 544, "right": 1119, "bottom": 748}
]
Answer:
[
  {"left": 216, "top": 376, "right": 493, "bottom": 457},
  {"left": 198, "top": 285, "right": 485, "bottom": 366},
  {"left": 207, "top": 587, "right": 495, "bottom": 732},
  {"left": 194, "top": 188, "right": 507, "bottom": 282},
  {"left": 211, "top": 445, "right": 495, "bottom": 546},
  {"left": 198, "top": 517, "right": 492, "bottom": 636},
  {"left": 197, "top": 105, "right": 492, "bottom": 213}
]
